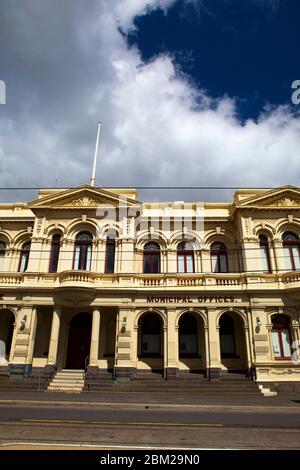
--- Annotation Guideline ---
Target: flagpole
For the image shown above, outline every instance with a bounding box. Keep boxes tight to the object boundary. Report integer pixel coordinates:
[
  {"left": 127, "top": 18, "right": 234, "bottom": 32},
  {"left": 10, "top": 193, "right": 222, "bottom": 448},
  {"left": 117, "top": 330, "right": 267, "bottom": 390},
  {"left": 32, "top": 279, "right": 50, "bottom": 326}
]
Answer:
[{"left": 90, "top": 122, "right": 101, "bottom": 187}]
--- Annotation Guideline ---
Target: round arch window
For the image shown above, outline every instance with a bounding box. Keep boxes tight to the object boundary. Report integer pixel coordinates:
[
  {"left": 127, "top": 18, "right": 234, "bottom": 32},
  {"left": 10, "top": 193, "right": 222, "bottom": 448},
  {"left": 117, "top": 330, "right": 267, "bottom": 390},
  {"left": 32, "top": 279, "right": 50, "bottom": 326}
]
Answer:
[{"left": 73, "top": 232, "right": 93, "bottom": 271}]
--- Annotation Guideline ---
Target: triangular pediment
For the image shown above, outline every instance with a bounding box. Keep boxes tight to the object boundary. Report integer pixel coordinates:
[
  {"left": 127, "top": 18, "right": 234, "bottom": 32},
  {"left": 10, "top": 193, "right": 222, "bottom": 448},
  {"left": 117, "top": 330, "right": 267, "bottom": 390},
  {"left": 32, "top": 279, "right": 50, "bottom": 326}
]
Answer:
[
  {"left": 234, "top": 186, "right": 300, "bottom": 210},
  {"left": 29, "top": 185, "right": 140, "bottom": 210}
]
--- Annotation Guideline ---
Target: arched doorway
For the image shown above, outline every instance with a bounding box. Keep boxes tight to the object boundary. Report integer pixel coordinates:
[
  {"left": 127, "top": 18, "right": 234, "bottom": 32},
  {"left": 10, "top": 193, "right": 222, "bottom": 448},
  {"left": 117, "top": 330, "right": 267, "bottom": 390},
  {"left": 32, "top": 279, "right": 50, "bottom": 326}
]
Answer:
[
  {"left": 178, "top": 312, "right": 205, "bottom": 373},
  {"left": 138, "top": 312, "right": 163, "bottom": 373},
  {"left": 0, "top": 309, "right": 15, "bottom": 360},
  {"left": 66, "top": 312, "right": 92, "bottom": 369},
  {"left": 219, "top": 312, "right": 247, "bottom": 374}
]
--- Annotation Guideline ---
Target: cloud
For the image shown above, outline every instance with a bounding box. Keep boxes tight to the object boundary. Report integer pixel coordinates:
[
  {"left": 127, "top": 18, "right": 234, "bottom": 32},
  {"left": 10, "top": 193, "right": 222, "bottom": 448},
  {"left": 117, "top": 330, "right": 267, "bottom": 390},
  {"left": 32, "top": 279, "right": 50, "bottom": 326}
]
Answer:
[{"left": 0, "top": 0, "right": 299, "bottom": 203}]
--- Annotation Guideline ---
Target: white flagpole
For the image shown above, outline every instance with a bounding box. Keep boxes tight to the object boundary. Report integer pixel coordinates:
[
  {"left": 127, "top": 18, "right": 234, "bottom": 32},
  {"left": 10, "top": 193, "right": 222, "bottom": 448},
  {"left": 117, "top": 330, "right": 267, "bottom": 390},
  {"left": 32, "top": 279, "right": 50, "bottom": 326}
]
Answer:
[{"left": 90, "top": 122, "right": 101, "bottom": 187}]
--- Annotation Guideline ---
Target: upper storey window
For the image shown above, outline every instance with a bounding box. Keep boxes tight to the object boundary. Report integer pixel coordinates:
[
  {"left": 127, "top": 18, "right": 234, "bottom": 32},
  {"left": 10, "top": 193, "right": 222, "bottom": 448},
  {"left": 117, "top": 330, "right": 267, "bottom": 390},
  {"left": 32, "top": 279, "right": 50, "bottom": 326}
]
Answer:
[
  {"left": 0, "top": 241, "right": 6, "bottom": 272},
  {"left": 211, "top": 242, "right": 228, "bottom": 273},
  {"left": 259, "top": 234, "right": 271, "bottom": 273},
  {"left": 105, "top": 236, "right": 116, "bottom": 274},
  {"left": 282, "top": 231, "right": 300, "bottom": 271},
  {"left": 73, "top": 232, "right": 92, "bottom": 271},
  {"left": 143, "top": 242, "right": 160, "bottom": 274},
  {"left": 49, "top": 234, "right": 61, "bottom": 273},
  {"left": 19, "top": 242, "right": 31, "bottom": 273},
  {"left": 177, "top": 242, "right": 194, "bottom": 273}
]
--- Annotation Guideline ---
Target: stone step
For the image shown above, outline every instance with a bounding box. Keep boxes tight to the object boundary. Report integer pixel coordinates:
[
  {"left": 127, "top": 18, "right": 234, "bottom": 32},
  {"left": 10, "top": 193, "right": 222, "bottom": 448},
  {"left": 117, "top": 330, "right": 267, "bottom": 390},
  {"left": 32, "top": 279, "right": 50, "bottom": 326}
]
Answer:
[
  {"left": 47, "top": 369, "right": 85, "bottom": 393},
  {"left": 53, "top": 375, "right": 85, "bottom": 381},
  {"left": 85, "top": 386, "right": 259, "bottom": 392},
  {"left": 48, "top": 383, "right": 84, "bottom": 389},
  {"left": 51, "top": 381, "right": 85, "bottom": 387},
  {"left": 47, "top": 388, "right": 82, "bottom": 393},
  {"left": 56, "top": 371, "right": 84, "bottom": 375}
]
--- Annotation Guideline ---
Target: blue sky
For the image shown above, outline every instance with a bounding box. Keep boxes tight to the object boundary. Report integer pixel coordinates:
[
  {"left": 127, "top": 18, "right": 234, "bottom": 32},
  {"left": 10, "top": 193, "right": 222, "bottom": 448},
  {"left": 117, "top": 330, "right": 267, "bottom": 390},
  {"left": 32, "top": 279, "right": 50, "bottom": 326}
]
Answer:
[
  {"left": 128, "top": 0, "right": 300, "bottom": 121},
  {"left": 0, "top": 0, "right": 299, "bottom": 202}
]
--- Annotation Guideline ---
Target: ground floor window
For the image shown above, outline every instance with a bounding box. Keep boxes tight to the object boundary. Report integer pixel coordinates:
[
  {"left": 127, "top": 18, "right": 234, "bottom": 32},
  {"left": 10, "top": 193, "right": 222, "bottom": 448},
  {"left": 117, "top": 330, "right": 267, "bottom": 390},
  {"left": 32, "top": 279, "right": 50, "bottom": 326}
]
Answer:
[
  {"left": 139, "top": 312, "right": 162, "bottom": 357},
  {"left": 179, "top": 313, "right": 198, "bottom": 357},
  {"left": 271, "top": 314, "right": 292, "bottom": 359},
  {"left": 220, "top": 313, "right": 236, "bottom": 358}
]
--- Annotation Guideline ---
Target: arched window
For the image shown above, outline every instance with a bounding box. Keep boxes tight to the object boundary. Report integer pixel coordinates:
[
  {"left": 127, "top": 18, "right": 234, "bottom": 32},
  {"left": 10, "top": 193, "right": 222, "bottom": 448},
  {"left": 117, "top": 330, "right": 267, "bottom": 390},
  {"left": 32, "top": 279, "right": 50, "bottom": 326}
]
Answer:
[
  {"left": 219, "top": 313, "right": 236, "bottom": 357},
  {"left": 143, "top": 242, "right": 160, "bottom": 274},
  {"left": 105, "top": 236, "right": 115, "bottom": 273},
  {"left": 271, "top": 314, "right": 292, "bottom": 360},
  {"left": 73, "top": 232, "right": 92, "bottom": 271},
  {"left": 0, "top": 241, "right": 6, "bottom": 272},
  {"left": 177, "top": 242, "right": 194, "bottom": 273},
  {"left": 211, "top": 242, "right": 228, "bottom": 273},
  {"left": 19, "top": 241, "right": 31, "bottom": 273},
  {"left": 282, "top": 231, "right": 300, "bottom": 271},
  {"left": 49, "top": 234, "right": 61, "bottom": 273},
  {"left": 259, "top": 234, "right": 271, "bottom": 273},
  {"left": 139, "top": 312, "right": 162, "bottom": 356},
  {"left": 179, "top": 313, "right": 198, "bottom": 357}
]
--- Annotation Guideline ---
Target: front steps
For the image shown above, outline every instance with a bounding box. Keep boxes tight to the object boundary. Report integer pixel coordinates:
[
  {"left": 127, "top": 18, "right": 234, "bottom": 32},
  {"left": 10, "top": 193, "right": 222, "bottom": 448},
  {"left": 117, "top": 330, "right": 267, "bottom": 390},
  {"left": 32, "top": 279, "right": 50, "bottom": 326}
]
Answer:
[
  {"left": 47, "top": 369, "right": 85, "bottom": 393},
  {"left": 84, "top": 371, "right": 261, "bottom": 396},
  {"left": 258, "top": 384, "right": 277, "bottom": 396}
]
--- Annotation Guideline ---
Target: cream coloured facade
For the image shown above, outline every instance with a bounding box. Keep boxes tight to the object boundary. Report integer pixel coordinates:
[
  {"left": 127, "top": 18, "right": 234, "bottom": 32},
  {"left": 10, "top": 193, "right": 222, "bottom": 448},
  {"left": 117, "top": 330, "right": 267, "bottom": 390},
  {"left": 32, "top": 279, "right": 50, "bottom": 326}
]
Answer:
[{"left": 0, "top": 184, "right": 300, "bottom": 391}]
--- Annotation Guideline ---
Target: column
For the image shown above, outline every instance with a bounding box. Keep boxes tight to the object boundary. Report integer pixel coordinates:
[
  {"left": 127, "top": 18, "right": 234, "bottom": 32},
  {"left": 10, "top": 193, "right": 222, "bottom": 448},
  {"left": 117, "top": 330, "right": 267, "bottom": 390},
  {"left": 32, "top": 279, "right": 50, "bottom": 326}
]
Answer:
[
  {"left": 244, "top": 325, "right": 253, "bottom": 375},
  {"left": 114, "top": 308, "right": 134, "bottom": 381},
  {"left": 89, "top": 308, "right": 101, "bottom": 367},
  {"left": 47, "top": 306, "right": 61, "bottom": 366},
  {"left": 201, "top": 248, "right": 211, "bottom": 274},
  {"left": 207, "top": 308, "right": 222, "bottom": 379},
  {"left": 119, "top": 239, "right": 135, "bottom": 273},
  {"left": 165, "top": 308, "right": 178, "bottom": 379},
  {"left": 26, "top": 307, "right": 37, "bottom": 366},
  {"left": 273, "top": 239, "right": 284, "bottom": 273}
]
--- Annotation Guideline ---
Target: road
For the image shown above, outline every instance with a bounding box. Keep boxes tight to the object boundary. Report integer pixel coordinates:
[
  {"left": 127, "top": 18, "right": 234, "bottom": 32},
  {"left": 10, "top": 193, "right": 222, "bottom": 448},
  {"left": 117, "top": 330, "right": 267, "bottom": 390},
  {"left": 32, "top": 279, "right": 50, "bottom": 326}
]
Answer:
[{"left": 0, "top": 403, "right": 299, "bottom": 449}]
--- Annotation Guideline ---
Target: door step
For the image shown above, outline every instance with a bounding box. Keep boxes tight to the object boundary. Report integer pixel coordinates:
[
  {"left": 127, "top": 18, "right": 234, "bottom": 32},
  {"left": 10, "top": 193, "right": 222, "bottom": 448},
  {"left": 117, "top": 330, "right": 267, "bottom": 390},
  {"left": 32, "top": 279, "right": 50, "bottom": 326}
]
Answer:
[{"left": 47, "top": 369, "right": 85, "bottom": 393}]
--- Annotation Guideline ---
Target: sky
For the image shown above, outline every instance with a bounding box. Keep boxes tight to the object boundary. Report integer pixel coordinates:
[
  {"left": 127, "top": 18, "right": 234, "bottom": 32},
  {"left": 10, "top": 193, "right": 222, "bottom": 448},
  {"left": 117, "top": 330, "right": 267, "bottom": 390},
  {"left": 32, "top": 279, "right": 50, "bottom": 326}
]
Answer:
[{"left": 0, "top": 0, "right": 299, "bottom": 202}]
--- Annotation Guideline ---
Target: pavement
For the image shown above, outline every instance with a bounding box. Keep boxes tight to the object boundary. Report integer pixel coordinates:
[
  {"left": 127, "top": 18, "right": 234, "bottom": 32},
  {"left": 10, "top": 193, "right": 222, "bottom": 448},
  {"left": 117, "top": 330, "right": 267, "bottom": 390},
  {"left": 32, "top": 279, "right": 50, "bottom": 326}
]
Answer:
[
  {"left": 0, "top": 389, "right": 299, "bottom": 450},
  {"left": 0, "top": 389, "right": 299, "bottom": 410},
  {"left": 0, "top": 401, "right": 299, "bottom": 450}
]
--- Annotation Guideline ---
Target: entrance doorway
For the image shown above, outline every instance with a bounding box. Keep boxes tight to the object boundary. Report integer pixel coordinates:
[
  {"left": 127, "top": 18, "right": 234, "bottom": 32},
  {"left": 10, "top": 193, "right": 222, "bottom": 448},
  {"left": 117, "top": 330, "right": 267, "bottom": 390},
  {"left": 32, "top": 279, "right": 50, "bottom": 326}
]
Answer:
[
  {"left": 0, "top": 309, "right": 15, "bottom": 360},
  {"left": 137, "top": 312, "right": 164, "bottom": 374},
  {"left": 219, "top": 312, "right": 247, "bottom": 374},
  {"left": 66, "top": 312, "right": 92, "bottom": 369}
]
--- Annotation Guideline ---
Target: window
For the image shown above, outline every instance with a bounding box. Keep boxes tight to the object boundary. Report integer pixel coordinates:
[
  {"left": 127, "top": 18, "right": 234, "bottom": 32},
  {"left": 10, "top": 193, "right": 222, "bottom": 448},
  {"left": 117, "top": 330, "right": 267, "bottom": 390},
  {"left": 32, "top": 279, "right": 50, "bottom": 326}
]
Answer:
[
  {"left": 282, "top": 232, "right": 300, "bottom": 271},
  {"left": 105, "top": 236, "right": 115, "bottom": 273},
  {"left": 259, "top": 234, "right": 271, "bottom": 273},
  {"left": 0, "top": 241, "right": 6, "bottom": 272},
  {"left": 19, "top": 242, "right": 31, "bottom": 273},
  {"left": 73, "top": 232, "right": 92, "bottom": 271},
  {"left": 220, "top": 314, "right": 236, "bottom": 357},
  {"left": 140, "top": 313, "right": 162, "bottom": 356},
  {"left": 179, "top": 313, "right": 198, "bottom": 357},
  {"left": 211, "top": 242, "right": 228, "bottom": 273},
  {"left": 177, "top": 242, "right": 194, "bottom": 273},
  {"left": 271, "top": 315, "right": 292, "bottom": 360},
  {"left": 143, "top": 242, "right": 160, "bottom": 274},
  {"left": 49, "top": 234, "right": 61, "bottom": 273}
]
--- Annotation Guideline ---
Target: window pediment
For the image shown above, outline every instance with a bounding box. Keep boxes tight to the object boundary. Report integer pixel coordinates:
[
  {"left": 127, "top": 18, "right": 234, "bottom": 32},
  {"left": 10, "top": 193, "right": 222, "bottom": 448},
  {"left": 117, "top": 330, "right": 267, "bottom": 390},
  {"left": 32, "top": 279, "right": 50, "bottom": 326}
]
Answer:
[
  {"left": 233, "top": 186, "right": 300, "bottom": 210},
  {"left": 29, "top": 185, "right": 140, "bottom": 210}
]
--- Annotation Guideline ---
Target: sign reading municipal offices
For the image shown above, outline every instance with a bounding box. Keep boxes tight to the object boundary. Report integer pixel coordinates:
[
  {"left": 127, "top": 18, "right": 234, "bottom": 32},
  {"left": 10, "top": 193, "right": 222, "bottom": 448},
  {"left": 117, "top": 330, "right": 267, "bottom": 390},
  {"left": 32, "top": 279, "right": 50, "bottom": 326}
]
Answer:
[{"left": 146, "top": 295, "right": 240, "bottom": 304}]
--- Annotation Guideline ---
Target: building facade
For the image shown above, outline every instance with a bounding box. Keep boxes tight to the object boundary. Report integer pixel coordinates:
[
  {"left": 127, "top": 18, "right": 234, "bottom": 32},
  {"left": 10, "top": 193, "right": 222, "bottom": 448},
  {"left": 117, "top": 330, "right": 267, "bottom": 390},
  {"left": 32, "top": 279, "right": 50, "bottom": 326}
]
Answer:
[{"left": 0, "top": 184, "right": 300, "bottom": 390}]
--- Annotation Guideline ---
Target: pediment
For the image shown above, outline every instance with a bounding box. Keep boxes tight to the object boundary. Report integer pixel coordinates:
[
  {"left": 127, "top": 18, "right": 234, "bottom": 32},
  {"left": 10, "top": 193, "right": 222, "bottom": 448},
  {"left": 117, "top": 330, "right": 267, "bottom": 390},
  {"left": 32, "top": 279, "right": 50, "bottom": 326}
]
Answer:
[
  {"left": 234, "top": 186, "right": 300, "bottom": 210},
  {"left": 29, "top": 185, "right": 140, "bottom": 210}
]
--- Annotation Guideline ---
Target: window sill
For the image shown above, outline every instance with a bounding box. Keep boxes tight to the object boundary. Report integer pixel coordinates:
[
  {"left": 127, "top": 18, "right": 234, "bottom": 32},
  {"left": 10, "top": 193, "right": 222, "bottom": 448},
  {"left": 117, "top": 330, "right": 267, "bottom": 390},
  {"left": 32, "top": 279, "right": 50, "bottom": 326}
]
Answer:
[
  {"left": 138, "top": 354, "right": 163, "bottom": 358},
  {"left": 221, "top": 354, "right": 240, "bottom": 359}
]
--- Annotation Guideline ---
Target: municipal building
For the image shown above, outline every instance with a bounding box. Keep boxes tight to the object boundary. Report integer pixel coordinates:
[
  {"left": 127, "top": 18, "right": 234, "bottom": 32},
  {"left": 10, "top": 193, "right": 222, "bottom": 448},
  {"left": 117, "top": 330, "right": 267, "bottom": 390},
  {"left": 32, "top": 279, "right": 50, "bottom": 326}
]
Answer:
[{"left": 0, "top": 184, "right": 300, "bottom": 393}]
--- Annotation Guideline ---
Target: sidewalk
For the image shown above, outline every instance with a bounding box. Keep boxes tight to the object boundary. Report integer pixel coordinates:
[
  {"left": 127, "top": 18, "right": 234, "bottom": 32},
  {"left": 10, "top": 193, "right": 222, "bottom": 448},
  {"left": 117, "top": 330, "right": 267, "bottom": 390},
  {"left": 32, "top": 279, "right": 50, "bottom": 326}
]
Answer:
[{"left": 0, "top": 389, "right": 299, "bottom": 411}]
